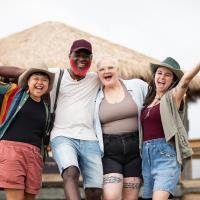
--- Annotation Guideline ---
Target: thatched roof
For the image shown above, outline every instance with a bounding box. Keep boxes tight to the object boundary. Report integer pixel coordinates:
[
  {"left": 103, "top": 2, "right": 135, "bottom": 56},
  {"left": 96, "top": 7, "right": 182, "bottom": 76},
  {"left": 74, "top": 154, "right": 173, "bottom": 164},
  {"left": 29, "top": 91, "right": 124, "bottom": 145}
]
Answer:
[{"left": 0, "top": 21, "right": 199, "bottom": 100}]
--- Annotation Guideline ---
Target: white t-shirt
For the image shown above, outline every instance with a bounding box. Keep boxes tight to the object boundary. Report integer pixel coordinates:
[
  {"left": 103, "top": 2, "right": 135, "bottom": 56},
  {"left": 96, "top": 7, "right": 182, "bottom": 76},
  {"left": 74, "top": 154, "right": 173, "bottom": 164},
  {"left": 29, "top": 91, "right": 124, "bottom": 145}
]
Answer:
[{"left": 49, "top": 68, "right": 100, "bottom": 141}]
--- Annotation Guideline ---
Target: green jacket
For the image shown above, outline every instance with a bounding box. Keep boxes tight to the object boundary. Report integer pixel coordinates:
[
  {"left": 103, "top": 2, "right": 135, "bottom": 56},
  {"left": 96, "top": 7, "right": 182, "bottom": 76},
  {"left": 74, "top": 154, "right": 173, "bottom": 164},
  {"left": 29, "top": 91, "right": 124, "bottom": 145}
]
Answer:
[
  {"left": 160, "top": 90, "right": 193, "bottom": 164},
  {"left": 139, "top": 90, "right": 193, "bottom": 164}
]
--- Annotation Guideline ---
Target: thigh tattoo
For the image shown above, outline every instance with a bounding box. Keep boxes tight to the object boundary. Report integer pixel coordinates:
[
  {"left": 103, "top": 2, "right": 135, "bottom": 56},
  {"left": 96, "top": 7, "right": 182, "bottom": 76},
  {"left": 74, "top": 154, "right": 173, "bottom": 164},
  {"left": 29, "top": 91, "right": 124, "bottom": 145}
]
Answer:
[
  {"left": 123, "top": 182, "right": 141, "bottom": 189},
  {"left": 103, "top": 176, "right": 122, "bottom": 184}
]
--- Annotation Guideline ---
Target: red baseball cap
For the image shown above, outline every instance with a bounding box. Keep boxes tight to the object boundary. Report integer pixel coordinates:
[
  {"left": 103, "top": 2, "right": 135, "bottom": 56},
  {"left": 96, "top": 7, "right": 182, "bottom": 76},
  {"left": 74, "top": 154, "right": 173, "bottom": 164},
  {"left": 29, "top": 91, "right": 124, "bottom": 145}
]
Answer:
[{"left": 70, "top": 39, "right": 92, "bottom": 54}]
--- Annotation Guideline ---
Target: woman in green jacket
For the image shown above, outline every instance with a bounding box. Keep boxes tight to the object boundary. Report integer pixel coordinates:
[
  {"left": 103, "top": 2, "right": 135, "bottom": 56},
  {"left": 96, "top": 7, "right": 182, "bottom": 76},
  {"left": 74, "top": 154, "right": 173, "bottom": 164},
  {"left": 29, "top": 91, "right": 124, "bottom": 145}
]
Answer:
[{"left": 140, "top": 57, "right": 200, "bottom": 200}]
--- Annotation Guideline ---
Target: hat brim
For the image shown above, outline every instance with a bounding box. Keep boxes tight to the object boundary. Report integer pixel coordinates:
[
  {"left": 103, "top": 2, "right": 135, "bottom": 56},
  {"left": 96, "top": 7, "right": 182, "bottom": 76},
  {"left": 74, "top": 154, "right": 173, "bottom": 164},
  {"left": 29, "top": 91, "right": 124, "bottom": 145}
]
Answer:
[
  {"left": 18, "top": 68, "right": 55, "bottom": 92},
  {"left": 72, "top": 47, "right": 92, "bottom": 54},
  {"left": 150, "top": 63, "right": 184, "bottom": 80}
]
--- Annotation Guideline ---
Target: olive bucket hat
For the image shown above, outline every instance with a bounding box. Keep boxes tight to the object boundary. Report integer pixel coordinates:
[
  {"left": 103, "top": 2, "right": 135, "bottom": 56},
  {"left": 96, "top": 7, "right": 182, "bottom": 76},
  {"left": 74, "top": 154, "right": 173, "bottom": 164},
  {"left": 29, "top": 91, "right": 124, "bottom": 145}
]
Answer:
[
  {"left": 18, "top": 64, "right": 55, "bottom": 92},
  {"left": 150, "top": 57, "right": 184, "bottom": 80}
]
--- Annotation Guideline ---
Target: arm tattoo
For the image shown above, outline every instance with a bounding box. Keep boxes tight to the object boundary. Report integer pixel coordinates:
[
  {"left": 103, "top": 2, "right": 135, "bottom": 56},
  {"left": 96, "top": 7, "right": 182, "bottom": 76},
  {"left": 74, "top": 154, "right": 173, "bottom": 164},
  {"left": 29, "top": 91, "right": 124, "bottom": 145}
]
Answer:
[
  {"left": 103, "top": 176, "right": 122, "bottom": 184},
  {"left": 124, "top": 182, "right": 141, "bottom": 189}
]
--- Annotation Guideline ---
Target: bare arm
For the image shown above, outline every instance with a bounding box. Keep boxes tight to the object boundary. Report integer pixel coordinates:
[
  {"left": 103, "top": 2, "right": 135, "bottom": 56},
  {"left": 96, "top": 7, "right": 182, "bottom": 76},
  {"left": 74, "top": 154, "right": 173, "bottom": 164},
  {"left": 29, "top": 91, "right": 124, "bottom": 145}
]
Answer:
[
  {"left": 0, "top": 66, "right": 25, "bottom": 78},
  {"left": 173, "top": 62, "right": 200, "bottom": 108}
]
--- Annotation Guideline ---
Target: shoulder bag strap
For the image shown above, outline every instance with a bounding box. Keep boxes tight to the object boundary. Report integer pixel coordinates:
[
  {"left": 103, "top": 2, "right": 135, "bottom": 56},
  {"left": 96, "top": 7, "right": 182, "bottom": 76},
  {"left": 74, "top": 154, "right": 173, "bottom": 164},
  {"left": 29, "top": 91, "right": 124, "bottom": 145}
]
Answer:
[{"left": 53, "top": 68, "right": 64, "bottom": 112}]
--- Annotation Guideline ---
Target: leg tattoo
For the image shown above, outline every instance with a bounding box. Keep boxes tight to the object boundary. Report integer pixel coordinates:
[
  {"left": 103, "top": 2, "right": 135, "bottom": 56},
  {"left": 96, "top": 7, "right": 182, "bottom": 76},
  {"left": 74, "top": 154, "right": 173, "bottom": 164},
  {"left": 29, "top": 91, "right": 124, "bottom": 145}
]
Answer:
[
  {"left": 103, "top": 176, "right": 122, "bottom": 184},
  {"left": 123, "top": 182, "right": 141, "bottom": 189}
]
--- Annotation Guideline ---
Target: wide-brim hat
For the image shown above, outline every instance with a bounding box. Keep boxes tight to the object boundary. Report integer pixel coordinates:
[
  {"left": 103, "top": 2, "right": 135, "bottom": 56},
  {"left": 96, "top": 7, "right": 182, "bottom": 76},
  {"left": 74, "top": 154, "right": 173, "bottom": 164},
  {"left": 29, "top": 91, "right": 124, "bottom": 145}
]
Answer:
[
  {"left": 150, "top": 57, "right": 184, "bottom": 80},
  {"left": 18, "top": 64, "right": 55, "bottom": 92}
]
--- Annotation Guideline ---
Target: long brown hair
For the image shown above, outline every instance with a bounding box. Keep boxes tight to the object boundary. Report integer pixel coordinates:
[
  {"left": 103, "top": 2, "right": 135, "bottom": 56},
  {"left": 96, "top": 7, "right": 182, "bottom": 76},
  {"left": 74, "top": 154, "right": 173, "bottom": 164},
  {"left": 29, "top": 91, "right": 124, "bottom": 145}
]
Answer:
[{"left": 143, "top": 71, "right": 179, "bottom": 107}]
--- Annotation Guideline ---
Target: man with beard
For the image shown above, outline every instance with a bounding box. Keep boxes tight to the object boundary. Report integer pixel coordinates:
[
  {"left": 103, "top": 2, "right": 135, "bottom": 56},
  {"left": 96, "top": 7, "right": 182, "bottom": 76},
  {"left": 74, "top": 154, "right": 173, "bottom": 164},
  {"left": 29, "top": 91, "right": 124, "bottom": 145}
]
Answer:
[
  {"left": 0, "top": 39, "right": 103, "bottom": 200},
  {"left": 48, "top": 39, "right": 103, "bottom": 200}
]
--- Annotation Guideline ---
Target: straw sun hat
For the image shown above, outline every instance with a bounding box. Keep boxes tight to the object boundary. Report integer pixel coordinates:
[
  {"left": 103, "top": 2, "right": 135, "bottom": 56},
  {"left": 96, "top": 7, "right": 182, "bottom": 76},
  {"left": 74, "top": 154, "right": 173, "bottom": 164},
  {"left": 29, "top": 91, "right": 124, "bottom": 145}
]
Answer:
[{"left": 18, "top": 64, "right": 55, "bottom": 92}]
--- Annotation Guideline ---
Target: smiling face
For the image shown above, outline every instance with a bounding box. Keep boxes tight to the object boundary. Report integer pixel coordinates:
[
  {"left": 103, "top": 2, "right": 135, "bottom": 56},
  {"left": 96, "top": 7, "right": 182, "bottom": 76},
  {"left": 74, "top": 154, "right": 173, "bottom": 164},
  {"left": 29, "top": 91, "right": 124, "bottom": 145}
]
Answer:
[
  {"left": 69, "top": 49, "right": 92, "bottom": 77},
  {"left": 27, "top": 73, "right": 50, "bottom": 101},
  {"left": 97, "top": 58, "right": 119, "bottom": 87},
  {"left": 154, "top": 66, "right": 175, "bottom": 94}
]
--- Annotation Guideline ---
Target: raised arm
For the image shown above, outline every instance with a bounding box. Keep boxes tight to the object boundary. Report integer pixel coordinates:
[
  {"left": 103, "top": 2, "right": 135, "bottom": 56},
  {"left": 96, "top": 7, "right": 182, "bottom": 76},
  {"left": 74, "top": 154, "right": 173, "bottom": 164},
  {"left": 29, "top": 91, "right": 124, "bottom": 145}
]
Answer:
[
  {"left": 173, "top": 62, "right": 200, "bottom": 107},
  {"left": 0, "top": 66, "right": 25, "bottom": 78}
]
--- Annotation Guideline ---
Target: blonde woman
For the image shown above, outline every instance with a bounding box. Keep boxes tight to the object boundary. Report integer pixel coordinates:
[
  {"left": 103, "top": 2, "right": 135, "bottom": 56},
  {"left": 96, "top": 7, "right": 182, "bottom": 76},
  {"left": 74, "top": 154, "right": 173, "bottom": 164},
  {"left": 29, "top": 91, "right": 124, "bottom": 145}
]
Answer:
[{"left": 94, "top": 57, "right": 147, "bottom": 200}]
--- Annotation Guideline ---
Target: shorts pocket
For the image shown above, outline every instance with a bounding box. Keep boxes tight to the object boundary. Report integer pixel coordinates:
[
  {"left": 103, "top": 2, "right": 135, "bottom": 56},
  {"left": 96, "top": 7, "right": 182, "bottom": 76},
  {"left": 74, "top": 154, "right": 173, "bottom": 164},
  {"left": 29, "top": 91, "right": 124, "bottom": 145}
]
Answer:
[
  {"left": 103, "top": 136, "right": 121, "bottom": 156},
  {"left": 158, "top": 143, "right": 176, "bottom": 158},
  {"left": 0, "top": 147, "right": 6, "bottom": 163},
  {"left": 85, "top": 141, "right": 101, "bottom": 155}
]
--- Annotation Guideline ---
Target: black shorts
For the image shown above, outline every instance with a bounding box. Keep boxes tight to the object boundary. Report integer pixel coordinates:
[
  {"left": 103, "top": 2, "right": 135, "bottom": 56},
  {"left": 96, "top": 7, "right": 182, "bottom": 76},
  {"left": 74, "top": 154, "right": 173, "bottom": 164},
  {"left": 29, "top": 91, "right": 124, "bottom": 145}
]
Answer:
[{"left": 102, "top": 132, "right": 141, "bottom": 178}]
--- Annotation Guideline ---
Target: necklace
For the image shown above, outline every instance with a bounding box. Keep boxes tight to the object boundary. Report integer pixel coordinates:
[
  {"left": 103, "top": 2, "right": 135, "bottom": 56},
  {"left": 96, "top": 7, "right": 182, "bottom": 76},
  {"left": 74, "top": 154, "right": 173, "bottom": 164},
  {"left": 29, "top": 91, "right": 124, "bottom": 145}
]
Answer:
[{"left": 144, "top": 94, "right": 162, "bottom": 119}]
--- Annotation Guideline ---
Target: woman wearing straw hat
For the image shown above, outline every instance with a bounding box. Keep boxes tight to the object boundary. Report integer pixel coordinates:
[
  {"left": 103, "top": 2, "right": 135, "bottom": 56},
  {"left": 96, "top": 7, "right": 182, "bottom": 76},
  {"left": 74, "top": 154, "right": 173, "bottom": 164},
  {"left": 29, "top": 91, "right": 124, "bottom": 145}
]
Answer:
[
  {"left": 0, "top": 65, "right": 54, "bottom": 200},
  {"left": 140, "top": 57, "right": 200, "bottom": 200},
  {"left": 94, "top": 57, "right": 148, "bottom": 200}
]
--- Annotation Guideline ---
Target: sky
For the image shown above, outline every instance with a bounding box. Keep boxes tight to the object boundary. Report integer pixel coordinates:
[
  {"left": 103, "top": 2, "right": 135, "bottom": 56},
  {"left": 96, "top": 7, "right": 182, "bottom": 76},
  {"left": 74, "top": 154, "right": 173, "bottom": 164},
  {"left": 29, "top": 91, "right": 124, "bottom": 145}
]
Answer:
[{"left": 0, "top": 0, "right": 200, "bottom": 138}]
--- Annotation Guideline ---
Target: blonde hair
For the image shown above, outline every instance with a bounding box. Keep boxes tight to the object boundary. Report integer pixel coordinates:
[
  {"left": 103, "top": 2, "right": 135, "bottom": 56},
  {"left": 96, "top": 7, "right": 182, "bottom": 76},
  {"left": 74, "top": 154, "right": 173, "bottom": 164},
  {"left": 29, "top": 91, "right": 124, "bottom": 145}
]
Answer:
[{"left": 96, "top": 57, "right": 118, "bottom": 69}]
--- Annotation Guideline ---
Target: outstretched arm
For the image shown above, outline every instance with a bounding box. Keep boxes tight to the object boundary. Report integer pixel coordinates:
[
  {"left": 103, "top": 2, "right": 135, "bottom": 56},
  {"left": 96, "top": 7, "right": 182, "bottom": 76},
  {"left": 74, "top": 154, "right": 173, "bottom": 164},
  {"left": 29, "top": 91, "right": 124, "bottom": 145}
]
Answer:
[
  {"left": 173, "top": 62, "right": 200, "bottom": 108},
  {"left": 0, "top": 66, "right": 25, "bottom": 78}
]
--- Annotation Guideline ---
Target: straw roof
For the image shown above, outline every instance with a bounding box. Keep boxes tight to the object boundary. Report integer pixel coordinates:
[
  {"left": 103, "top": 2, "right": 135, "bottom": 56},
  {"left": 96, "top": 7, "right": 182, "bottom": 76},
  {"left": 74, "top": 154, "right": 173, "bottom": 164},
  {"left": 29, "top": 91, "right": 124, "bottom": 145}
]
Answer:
[{"left": 0, "top": 21, "right": 199, "bottom": 101}]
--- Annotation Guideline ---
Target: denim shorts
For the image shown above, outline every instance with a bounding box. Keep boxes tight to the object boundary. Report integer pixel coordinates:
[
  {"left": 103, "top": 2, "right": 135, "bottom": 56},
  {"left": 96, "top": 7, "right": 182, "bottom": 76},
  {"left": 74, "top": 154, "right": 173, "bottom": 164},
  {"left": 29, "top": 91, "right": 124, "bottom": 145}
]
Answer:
[
  {"left": 103, "top": 132, "right": 141, "bottom": 178},
  {"left": 50, "top": 136, "right": 103, "bottom": 189},
  {"left": 142, "top": 138, "right": 181, "bottom": 199}
]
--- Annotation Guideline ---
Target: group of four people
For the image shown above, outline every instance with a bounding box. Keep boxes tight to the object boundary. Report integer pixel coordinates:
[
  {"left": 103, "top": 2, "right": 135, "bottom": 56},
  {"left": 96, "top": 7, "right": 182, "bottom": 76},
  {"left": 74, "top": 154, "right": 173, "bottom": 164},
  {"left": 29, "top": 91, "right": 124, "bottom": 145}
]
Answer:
[{"left": 0, "top": 39, "right": 199, "bottom": 200}]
